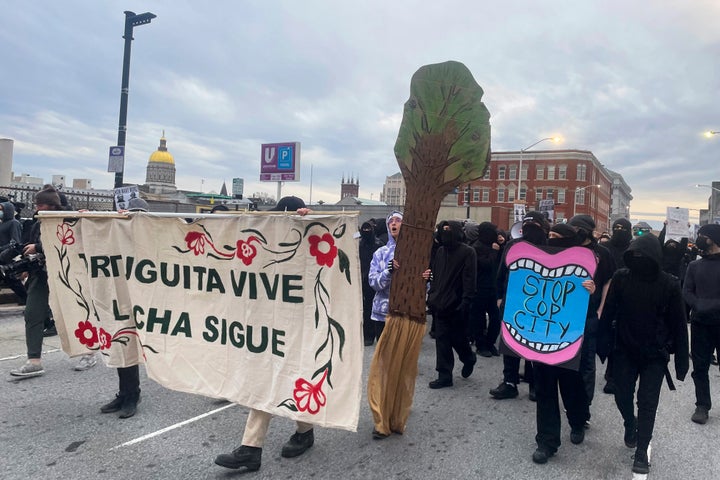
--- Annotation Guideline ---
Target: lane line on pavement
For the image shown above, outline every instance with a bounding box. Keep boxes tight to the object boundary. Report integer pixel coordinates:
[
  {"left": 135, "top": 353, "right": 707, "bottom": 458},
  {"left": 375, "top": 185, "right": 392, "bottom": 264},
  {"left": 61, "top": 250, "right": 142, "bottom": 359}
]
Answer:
[
  {"left": 1, "top": 348, "right": 61, "bottom": 362},
  {"left": 110, "top": 403, "right": 238, "bottom": 450}
]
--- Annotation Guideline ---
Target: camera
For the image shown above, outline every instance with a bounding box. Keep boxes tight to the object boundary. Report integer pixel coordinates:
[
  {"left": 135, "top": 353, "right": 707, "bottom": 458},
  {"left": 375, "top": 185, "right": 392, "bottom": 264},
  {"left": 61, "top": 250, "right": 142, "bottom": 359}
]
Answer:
[{"left": 0, "top": 241, "right": 45, "bottom": 276}]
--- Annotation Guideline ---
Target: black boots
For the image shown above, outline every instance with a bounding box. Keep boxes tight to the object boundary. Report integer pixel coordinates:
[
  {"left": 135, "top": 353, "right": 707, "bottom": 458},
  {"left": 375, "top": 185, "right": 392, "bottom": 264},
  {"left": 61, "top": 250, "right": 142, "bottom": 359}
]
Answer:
[
  {"left": 281, "top": 429, "right": 314, "bottom": 458},
  {"left": 100, "top": 392, "right": 141, "bottom": 418},
  {"left": 632, "top": 449, "right": 650, "bottom": 474},
  {"left": 214, "top": 446, "right": 262, "bottom": 470}
]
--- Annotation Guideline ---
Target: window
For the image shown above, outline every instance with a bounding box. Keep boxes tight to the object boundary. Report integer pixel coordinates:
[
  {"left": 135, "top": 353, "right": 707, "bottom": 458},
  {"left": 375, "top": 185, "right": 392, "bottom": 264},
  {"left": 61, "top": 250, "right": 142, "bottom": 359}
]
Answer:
[
  {"left": 557, "top": 189, "right": 565, "bottom": 204},
  {"left": 498, "top": 165, "right": 506, "bottom": 180},
  {"left": 547, "top": 166, "right": 556, "bottom": 180},
  {"left": 547, "top": 188, "right": 555, "bottom": 200},
  {"left": 509, "top": 165, "right": 517, "bottom": 180},
  {"left": 482, "top": 188, "right": 489, "bottom": 202},
  {"left": 559, "top": 165, "right": 567, "bottom": 180},
  {"left": 576, "top": 189, "right": 585, "bottom": 205},
  {"left": 536, "top": 166, "right": 544, "bottom": 180},
  {"left": 497, "top": 188, "right": 506, "bottom": 202},
  {"left": 519, "top": 186, "right": 527, "bottom": 200},
  {"left": 520, "top": 165, "right": 527, "bottom": 181},
  {"left": 463, "top": 188, "right": 470, "bottom": 203},
  {"left": 483, "top": 166, "right": 491, "bottom": 180},
  {"left": 508, "top": 187, "right": 515, "bottom": 202},
  {"left": 577, "top": 164, "right": 586, "bottom": 181},
  {"left": 536, "top": 188, "right": 543, "bottom": 200},
  {"left": 473, "top": 188, "right": 480, "bottom": 202}
]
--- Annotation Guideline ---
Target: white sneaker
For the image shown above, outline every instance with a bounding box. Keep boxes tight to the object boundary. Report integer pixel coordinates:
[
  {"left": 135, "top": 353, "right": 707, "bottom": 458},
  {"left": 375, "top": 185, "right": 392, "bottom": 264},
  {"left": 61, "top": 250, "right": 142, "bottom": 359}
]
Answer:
[
  {"left": 73, "top": 353, "right": 98, "bottom": 371},
  {"left": 10, "top": 361, "right": 45, "bottom": 377}
]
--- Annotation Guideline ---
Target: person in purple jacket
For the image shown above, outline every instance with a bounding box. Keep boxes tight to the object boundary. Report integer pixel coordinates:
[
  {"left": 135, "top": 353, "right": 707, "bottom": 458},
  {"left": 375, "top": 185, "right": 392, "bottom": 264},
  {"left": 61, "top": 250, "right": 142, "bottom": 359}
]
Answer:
[{"left": 368, "top": 211, "right": 403, "bottom": 343}]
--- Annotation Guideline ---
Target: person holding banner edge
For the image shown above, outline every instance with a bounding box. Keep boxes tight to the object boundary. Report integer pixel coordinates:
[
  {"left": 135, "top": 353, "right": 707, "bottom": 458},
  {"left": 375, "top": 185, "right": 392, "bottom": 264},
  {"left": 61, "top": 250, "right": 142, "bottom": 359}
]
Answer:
[{"left": 215, "top": 196, "right": 314, "bottom": 472}]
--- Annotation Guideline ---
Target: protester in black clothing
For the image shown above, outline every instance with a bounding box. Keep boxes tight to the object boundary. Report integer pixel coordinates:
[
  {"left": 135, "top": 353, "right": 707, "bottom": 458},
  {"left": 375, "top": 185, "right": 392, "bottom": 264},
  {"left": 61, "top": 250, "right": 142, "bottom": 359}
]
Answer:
[
  {"left": 0, "top": 201, "right": 28, "bottom": 305},
  {"left": 683, "top": 223, "right": 720, "bottom": 426},
  {"left": 359, "top": 221, "right": 384, "bottom": 346},
  {"left": 490, "top": 211, "right": 550, "bottom": 401},
  {"left": 532, "top": 223, "right": 596, "bottom": 465},
  {"left": 657, "top": 221, "right": 690, "bottom": 282},
  {"left": 373, "top": 217, "right": 389, "bottom": 245},
  {"left": 599, "top": 233, "right": 688, "bottom": 475},
  {"left": 567, "top": 215, "right": 615, "bottom": 428},
  {"left": 600, "top": 218, "right": 632, "bottom": 394},
  {"left": 424, "top": 221, "right": 477, "bottom": 389},
  {"left": 470, "top": 222, "right": 501, "bottom": 357}
]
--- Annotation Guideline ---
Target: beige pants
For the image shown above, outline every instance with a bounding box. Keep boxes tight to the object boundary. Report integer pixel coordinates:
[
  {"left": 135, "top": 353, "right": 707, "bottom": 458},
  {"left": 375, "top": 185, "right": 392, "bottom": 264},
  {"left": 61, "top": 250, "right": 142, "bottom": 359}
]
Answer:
[
  {"left": 241, "top": 408, "right": 314, "bottom": 447},
  {"left": 367, "top": 314, "right": 426, "bottom": 435}
]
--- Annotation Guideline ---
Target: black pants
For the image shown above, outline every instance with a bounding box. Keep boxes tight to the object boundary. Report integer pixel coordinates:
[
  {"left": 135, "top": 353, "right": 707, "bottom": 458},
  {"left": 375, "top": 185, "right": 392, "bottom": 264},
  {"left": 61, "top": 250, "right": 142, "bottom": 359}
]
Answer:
[
  {"left": 24, "top": 272, "right": 49, "bottom": 359},
  {"left": 502, "top": 355, "right": 534, "bottom": 386},
  {"left": 691, "top": 322, "right": 720, "bottom": 410},
  {"left": 534, "top": 362, "right": 588, "bottom": 453},
  {"left": 612, "top": 350, "right": 666, "bottom": 452},
  {"left": 118, "top": 365, "right": 141, "bottom": 397},
  {"left": 470, "top": 291, "right": 500, "bottom": 350},
  {"left": 434, "top": 308, "right": 474, "bottom": 381},
  {"left": 580, "top": 315, "right": 598, "bottom": 407},
  {"left": 362, "top": 285, "right": 375, "bottom": 343}
]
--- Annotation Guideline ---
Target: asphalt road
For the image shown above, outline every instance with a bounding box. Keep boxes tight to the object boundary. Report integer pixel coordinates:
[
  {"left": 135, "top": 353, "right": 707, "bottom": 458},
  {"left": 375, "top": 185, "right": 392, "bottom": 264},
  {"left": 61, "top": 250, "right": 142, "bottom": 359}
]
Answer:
[{"left": 1, "top": 306, "right": 719, "bottom": 480}]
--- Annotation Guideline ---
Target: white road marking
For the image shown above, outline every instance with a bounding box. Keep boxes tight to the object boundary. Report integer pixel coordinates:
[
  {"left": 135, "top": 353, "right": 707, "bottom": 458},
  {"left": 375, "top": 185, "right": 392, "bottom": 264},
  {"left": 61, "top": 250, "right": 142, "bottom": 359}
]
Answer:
[
  {"left": 0, "top": 348, "right": 61, "bottom": 362},
  {"left": 110, "top": 403, "right": 238, "bottom": 450}
]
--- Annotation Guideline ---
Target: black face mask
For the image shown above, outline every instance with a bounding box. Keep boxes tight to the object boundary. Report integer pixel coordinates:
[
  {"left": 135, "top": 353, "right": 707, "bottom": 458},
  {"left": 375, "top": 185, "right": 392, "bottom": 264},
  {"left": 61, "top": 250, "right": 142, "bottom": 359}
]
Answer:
[
  {"left": 629, "top": 257, "right": 659, "bottom": 280},
  {"left": 695, "top": 236, "right": 711, "bottom": 252},
  {"left": 611, "top": 228, "right": 632, "bottom": 245},
  {"left": 360, "top": 230, "right": 374, "bottom": 242},
  {"left": 548, "top": 237, "right": 578, "bottom": 248},
  {"left": 440, "top": 230, "right": 458, "bottom": 249},
  {"left": 522, "top": 224, "right": 546, "bottom": 246}
]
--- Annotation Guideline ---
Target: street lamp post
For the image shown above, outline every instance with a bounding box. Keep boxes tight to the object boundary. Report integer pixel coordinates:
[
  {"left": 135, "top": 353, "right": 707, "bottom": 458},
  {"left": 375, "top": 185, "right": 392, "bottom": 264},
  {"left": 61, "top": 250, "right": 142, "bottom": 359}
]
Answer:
[
  {"left": 519, "top": 136, "right": 561, "bottom": 204},
  {"left": 114, "top": 10, "right": 156, "bottom": 190},
  {"left": 573, "top": 184, "right": 601, "bottom": 218},
  {"left": 695, "top": 184, "right": 720, "bottom": 224}
]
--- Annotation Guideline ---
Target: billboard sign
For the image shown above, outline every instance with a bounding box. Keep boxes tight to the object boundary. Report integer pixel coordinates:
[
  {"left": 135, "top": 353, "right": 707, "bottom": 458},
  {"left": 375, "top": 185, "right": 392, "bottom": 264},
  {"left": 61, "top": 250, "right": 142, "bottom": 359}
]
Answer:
[
  {"left": 232, "top": 177, "right": 244, "bottom": 196},
  {"left": 260, "top": 142, "right": 301, "bottom": 182}
]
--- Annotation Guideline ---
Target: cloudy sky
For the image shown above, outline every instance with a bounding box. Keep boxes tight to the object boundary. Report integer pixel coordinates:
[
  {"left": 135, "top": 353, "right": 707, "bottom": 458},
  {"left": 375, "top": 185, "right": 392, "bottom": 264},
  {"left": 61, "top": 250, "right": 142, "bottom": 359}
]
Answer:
[{"left": 1, "top": 1, "right": 719, "bottom": 223}]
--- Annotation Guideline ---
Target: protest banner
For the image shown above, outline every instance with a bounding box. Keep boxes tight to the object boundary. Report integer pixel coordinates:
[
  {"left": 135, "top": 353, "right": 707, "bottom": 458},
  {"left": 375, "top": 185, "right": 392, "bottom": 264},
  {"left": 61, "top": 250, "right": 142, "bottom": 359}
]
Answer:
[
  {"left": 41, "top": 212, "right": 363, "bottom": 431},
  {"left": 499, "top": 241, "right": 597, "bottom": 370}
]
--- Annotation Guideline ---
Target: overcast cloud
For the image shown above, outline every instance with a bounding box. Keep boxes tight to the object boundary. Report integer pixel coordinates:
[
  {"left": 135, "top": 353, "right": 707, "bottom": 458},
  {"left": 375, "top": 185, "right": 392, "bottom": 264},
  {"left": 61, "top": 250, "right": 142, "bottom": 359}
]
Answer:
[{"left": 1, "top": 0, "right": 719, "bottom": 223}]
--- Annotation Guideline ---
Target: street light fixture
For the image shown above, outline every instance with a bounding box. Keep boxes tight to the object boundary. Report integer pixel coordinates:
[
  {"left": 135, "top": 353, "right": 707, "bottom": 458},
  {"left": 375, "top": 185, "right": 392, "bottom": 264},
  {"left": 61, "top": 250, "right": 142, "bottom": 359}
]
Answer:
[
  {"left": 573, "top": 184, "right": 601, "bottom": 217},
  {"left": 704, "top": 131, "right": 719, "bottom": 138},
  {"left": 113, "top": 10, "right": 156, "bottom": 191},
  {"left": 695, "top": 183, "right": 720, "bottom": 224},
  {"left": 519, "top": 136, "right": 561, "bottom": 202}
]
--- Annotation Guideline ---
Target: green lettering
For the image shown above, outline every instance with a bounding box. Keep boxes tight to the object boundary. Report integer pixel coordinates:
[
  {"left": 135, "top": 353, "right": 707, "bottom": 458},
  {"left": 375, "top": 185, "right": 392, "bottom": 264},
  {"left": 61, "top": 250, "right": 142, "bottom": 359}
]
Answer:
[
  {"left": 272, "top": 329, "right": 285, "bottom": 357},
  {"left": 91, "top": 255, "right": 111, "bottom": 278},
  {"left": 282, "top": 275, "right": 303, "bottom": 303},
  {"left": 246, "top": 325, "right": 268, "bottom": 353},
  {"left": 206, "top": 269, "right": 225, "bottom": 293},
  {"left": 229, "top": 321, "right": 244, "bottom": 348},
  {"left": 135, "top": 259, "right": 157, "bottom": 284},
  {"left": 146, "top": 308, "right": 171, "bottom": 334},
  {"left": 203, "top": 316, "right": 219, "bottom": 342},
  {"left": 112, "top": 299, "right": 130, "bottom": 321},
  {"left": 171, "top": 312, "right": 192, "bottom": 337},
  {"left": 133, "top": 305, "right": 145, "bottom": 330}
]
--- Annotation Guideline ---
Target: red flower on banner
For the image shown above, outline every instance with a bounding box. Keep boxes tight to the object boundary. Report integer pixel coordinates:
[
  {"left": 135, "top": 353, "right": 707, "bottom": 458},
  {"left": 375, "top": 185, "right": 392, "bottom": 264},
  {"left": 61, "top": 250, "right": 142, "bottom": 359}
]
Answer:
[
  {"left": 308, "top": 233, "right": 337, "bottom": 268},
  {"left": 75, "top": 320, "right": 98, "bottom": 347},
  {"left": 185, "top": 231, "right": 207, "bottom": 255},
  {"left": 57, "top": 223, "right": 75, "bottom": 246},
  {"left": 292, "top": 369, "right": 328, "bottom": 414},
  {"left": 236, "top": 236, "right": 259, "bottom": 266},
  {"left": 98, "top": 328, "right": 113, "bottom": 350}
]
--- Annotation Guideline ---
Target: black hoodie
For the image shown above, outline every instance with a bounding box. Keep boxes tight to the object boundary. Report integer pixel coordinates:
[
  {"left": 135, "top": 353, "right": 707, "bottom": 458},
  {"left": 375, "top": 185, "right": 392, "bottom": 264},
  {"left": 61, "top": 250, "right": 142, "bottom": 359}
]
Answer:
[
  {"left": 427, "top": 221, "right": 477, "bottom": 312},
  {"left": 599, "top": 234, "right": 689, "bottom": 381}
]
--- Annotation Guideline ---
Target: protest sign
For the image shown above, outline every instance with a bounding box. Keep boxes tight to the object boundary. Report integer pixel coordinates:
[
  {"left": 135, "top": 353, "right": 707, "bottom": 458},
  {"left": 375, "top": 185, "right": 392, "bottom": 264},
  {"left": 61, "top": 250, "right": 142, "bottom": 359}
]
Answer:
[{"left": 500, "top": 241, "right": 597, "bottom": 370}]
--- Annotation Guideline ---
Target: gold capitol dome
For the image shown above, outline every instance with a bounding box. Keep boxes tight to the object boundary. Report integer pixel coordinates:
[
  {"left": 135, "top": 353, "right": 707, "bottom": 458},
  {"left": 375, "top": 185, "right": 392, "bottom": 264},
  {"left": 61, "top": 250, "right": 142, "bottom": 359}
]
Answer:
[{"left": 149, "top": 130, "right": 174, "bottom": 164}]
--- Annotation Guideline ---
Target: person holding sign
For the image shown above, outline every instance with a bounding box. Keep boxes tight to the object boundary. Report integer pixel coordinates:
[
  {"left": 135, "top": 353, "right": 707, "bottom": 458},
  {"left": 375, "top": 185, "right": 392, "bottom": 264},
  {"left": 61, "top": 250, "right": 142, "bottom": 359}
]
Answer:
[
  {"left": 215, "top": 196, "right": 315, "bottom": 472},
  {"left": 531, "top": 223, "right": 596, "bottom": 464},
  {"left": 599, "top": 233, "right": 688, "bottom": 475}
]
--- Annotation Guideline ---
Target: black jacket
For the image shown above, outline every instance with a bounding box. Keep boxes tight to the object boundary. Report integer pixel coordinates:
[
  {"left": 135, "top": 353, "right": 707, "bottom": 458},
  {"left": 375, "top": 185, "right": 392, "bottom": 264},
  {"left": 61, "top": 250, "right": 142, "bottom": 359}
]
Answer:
[
  {"left": 599, "top": 234, "right": 689, "bottom": 381},
  {"left": 427, "top": 221, "right": 477, "bottom": 313},
  {"left": 683, "top": 252, "right": 720, "bottom": 325}
]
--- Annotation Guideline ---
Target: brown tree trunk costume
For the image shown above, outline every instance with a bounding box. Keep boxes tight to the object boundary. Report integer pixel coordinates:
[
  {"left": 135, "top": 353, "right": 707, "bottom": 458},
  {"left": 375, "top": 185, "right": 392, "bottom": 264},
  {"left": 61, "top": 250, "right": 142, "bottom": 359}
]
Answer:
[{"left": 367, "top": 61, "right": 491, "bottom": 435}]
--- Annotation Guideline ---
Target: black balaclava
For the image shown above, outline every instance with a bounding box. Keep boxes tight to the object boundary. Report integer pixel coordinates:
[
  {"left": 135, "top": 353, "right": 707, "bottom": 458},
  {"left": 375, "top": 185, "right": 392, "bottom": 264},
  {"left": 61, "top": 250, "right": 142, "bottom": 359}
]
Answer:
[
  {"left": 548, "top": 223, "right": 579, "bottom": 249},
  {"left": 360, "top": 221, "right": 375, "bottom": 242},
  {"left": 610, "top": 218, "right": 632, "bottom": 247}
]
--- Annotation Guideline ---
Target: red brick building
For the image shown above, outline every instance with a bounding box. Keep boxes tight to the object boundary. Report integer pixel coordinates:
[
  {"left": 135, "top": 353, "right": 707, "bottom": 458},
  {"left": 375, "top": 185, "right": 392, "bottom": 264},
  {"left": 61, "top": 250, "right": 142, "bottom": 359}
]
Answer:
[{"left": 458, "top": 149, "right": 612, "bottom": 232}]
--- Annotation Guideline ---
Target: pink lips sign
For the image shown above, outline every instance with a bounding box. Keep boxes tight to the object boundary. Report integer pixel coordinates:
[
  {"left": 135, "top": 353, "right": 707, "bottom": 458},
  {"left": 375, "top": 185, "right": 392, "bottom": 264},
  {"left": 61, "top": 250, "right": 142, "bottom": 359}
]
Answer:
[{"left": 500, "top": 241, "right": 597, "bottom": 370}]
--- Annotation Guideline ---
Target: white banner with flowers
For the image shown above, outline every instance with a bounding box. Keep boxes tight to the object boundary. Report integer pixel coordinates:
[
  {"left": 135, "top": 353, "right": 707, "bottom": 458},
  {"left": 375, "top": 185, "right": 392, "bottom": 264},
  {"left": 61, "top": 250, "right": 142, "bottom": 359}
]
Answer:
[{"left": 41, "top": 212, "right": 363, "bottom": 431}]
